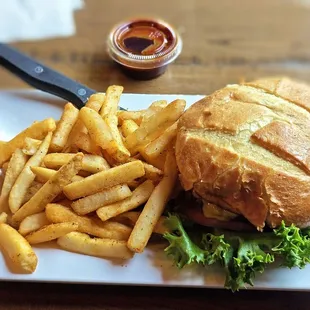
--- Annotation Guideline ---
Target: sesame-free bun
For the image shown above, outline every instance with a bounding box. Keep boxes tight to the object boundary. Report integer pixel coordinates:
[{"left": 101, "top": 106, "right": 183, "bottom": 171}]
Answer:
[{"left": 175, "top": 77, "right": 310, "bottom": 230}]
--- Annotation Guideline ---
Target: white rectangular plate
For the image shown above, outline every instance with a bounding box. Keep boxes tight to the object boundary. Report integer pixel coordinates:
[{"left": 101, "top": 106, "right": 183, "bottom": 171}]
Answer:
[{"left": 0, "top": 90, "right": 309, "bottom": 291}]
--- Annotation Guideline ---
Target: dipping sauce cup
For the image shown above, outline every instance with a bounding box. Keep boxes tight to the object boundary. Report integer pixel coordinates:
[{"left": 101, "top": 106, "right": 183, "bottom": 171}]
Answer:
[{"left": 107, "top": 18, "right": 182, "bottom": 80}]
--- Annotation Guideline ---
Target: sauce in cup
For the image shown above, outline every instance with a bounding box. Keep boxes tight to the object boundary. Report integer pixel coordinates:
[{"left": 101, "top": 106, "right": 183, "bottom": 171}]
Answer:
[{"left": 107, "top": 18, "right": 182, "bottom": 80}]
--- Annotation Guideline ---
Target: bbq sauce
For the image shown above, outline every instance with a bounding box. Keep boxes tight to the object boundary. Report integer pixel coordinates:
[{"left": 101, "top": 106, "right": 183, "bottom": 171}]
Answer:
[{"left": 107, "top": 18, "right": 182, "bottom": 80}]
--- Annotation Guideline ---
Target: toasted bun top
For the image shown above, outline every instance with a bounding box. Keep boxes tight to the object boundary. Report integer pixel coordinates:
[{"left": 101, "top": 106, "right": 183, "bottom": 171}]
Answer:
[{"left": 175, "top": 77, "right": 310, "bottom": 230}]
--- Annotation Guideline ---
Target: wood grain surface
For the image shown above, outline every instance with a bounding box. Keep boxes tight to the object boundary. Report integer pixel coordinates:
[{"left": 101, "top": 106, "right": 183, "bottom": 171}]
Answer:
[
  {"left": 2, "top": 0, "right": 310, "bottom": 309},
  {"left": 2, "top": 0, "right": 310, "bottom": 95}
]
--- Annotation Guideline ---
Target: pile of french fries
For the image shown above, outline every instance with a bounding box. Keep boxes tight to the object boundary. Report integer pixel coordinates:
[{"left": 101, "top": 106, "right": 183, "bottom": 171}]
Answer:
[{"left": 0, "top": 85, "right": 185, "bottom": 274}]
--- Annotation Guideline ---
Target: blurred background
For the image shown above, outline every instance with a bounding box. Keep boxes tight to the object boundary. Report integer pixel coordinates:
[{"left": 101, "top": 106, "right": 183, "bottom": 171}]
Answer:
[{"left": 1, "top": 0, "right": 310, "bottom": 94}]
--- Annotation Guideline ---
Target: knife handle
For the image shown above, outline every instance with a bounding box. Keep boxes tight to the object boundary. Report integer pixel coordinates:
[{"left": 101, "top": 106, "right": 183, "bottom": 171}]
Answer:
[{"left": 0, "top": 43, "right": 95, "bottom": 109}]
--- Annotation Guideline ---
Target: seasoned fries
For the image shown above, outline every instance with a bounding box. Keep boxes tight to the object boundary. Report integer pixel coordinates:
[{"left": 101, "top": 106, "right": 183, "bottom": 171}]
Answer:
[
  {"left": 103, "top": 114, "right": 130, "bottom": 162},
  {"left": 72, "top": 132, "right": 101, "bottom": 155},
  {"left": 79, "top": 107, "right": 113, "bottom": 149},
  {"left": 19, "top": 212, "right": 50, "bottom": 236},
  {"left": 127, "top": 150, "right": 178, "bottom": 253},
  {"left": 0, "top": 83, "right": 188, "bottom": 274},
  {"left": 125, "top": 99, "right": 186, "bottom": 154},
  {"left": 63, "top": 161, "right": 145, "bottom": 200},
  {"left": 22, "top": 138, "right": 42, "bottom": 156},
  {"left": 22, "top": 181, "right": 43, "bottom": 205},
  {"left": 115, "top": 211, "right": 169, "bottom": 235},
  {"left": 31, "top": 166, "right": 84, "bottom": 184},
  {"left": 12, "top": 153, "right": 83, "bottom": 225},
  {"left": 0, "top": 118, "right": 56, "bottom": 166},
  {"left": 100, "top": 85, "right": 123, "bottom": 117},
  {"left": 97, "top": 180, "right": 154, "bottom": 222},
  {"left": 71, "top": 184, "right": 132, "bottom": 215},
  {"left": 9, "top": 132, "right": 53, "bottom": 213},
  {"left": 26, "top": 222, "right": 79, "bottom": 245},
  {"left": 57, "top": 232, "right": 133, "bottom": 259},
  {"left": 50, "top": 102, "right": 79, "bottom": 152},
  {"left": 0, "top": 223, "right": 38, "bottom": 273},
  {"left": 85, "top": 93, "right": 106, "bottom": 112},
  {"left": 63, "top": 93, "right": 105, "bottom": 152},
  {"left": 117, "top": 110, "right": 144, "bottom": 125},
  {"left": 44, "top": 153, "right": 109, "bottom": 174},
  {"left": 0, "top": 212, "right": 8, "bottom": 224},
  {"left": 98, "top": 85, "right": 130, "bottom": 162},
  {"left": 144, "top": 121, "right": 178, "bottom": 158},
  {"left": 45, "top": 203, "right": 130, "bottom": 240},
  {"left": 0, "top": 149, "right": 28, "bottom": 214},
  {"left": 121, "top": 120, "right": 139, "bottom": 137},
  {"left": 141, "top": 162, "right": 163, "bottom": 181},
  {"left": 141, "top": 100, "right": 168, "bottom": 123}
]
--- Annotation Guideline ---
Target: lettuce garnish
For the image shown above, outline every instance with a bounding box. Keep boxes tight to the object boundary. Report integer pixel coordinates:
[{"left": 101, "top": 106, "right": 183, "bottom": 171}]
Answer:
[{"left": 163, "top": 214, "right": 310, "bottom": 291}]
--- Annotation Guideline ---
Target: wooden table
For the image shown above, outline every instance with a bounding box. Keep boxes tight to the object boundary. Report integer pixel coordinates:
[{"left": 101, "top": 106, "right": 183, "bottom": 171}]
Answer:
[{"left": 1, "top": 0, "right": 310, "bottom": 309}]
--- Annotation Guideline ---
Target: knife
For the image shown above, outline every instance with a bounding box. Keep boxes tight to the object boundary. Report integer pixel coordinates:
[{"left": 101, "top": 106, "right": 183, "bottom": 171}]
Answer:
[{"left": 0, "top": 43, "right": 122, "bottom": 110}]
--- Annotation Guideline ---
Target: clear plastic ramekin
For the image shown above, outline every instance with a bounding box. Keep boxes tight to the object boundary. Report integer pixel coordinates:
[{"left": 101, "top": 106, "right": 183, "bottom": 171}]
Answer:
[{"left": 107, "top": 18, "right": 182, "bottom": 80}]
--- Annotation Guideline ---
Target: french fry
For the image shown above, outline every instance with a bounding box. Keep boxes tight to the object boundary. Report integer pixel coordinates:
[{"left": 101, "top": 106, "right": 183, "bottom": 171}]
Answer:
[
  {"left": 144, "top": 121, "right": 178, "bottom": 158},
  {"left": 0, "top": 212, "right": 8, "bottom": 224},
  {"left": 19, "top": 212, "right": 50, "bottom": 236},
  {"left": 124, "top": 99, "right": 186, "bottom": 154},
  {"left": 127, "top": 150, "right": 178, "bottom": 253},
  {"left": 9, "top": 132, "right": 52, "bottom": 213},
  {"left": 0, "top": 163, "right": 8, "bottom": 191},
  {"left": 115, "top": 211, "right": 169, "bottom": 235},
  {"left": 71, "top": 184, "right": 132, "bottom": 215},
  {"left": 99, "top": 85, "right": 123, "bottom": 117},
  {"left": 0, "top": 149, "right": 28, "bottom": 214},
  {"left": 121, "top": 120, "right": 139, "bottom": 137},
  {"left": 22, "top": 181, "right": 43, "bottom": 205},
  {"left": 22, "top": 138, "right": 42, "bottom": 156},
  {"left": 0, "top": 223, "right": 38, "bottom": 273},
  {"left": 127, "top": 179, "right": 144, "bottom": 190},
  {"left": 50, "top": 103, "right": 79, "bottom": 152},
  {"left": 25, "top": 222, "right": 78, "bottom": 245},
  {"left": 73, "top": 132, "right": 102, "bottom": 155},
  {"left": 45, "top": 203, "right": 130, "bottom": 240},
  {"left": 31, "top": 167, "right": 56, "bottom": 183},
  {"left": 103, "top": 114, "right": 130, "bottom": 162},
  {"left": 57, "top": 232, "right": 133, "bottom": 259},
  {"left": 141, "top": 100, "right": 168, "bottom": 123},
  {"left": 1, "top": 161, "right": 9, "bottom": 173},
  {"left": 63, "top": 93, "right": 105, "bottom": 152},
  {"left": 0, "top": 118, "right": 56, "bottom": 166},
  {"left": 99, "top": 221, "right": 132, "bottom": 239},
  {"left": 85, "top": 93, "right": 106, "bottom": 112},
  {"left": 12, "top": 153, "right": 83, "bottom": 225},
  {"left": 143, "top": 162, "right": 163, "bottom": 181},
  {"left": 139, "top": 147, "right": 167, "bottom": 171},
  {"left": 127, "top": 158, "right": 163, "bottom": 181},
  {"left": 96, "top": 180, "right": 154, "bottom": 222},
  {"left": 44, "top": 153, "right": 109, "bottom": 174},
  {"left": 97, "top": 86, "right": 130, "bottom": 162},
  {"left": 31, "top": 167, "right": 84, "bottom": 184},
  {"left": 117, "top": 110, "right": 144, "bottom": 125},
  {"left": 101, "top": 150, "right": 117, "bottom": 167},
  {"left": 63, "top": 160, "right": 145, "bottom": 200},
  {"left": 79, "top": 107, "right": 113, "bottom": 149}
]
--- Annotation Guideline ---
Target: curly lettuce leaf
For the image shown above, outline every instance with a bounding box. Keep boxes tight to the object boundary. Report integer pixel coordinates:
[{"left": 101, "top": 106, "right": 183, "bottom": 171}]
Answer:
[
  {"left": 163, "top": 215, "right": 310, "bottom": 291},
  {"left": 224, "top": 238, "right": 274, "bottom": 291},
  {"left": 272, "top": 221, "right": 310, "bottom": 268},
  {"left": 163, "top": 214, "right": 274, "bottom": 291},
  {"left": 163, "top": 214, "right": 209, "bottom": 268},
  {"left": 201, "top": 233, "right": 231, "bottom": 265}
]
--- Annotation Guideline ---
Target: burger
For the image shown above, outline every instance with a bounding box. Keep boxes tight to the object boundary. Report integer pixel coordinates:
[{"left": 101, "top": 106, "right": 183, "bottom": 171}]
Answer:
[{"left": 163, "top": 77, "right": 310, "bottom": 291}]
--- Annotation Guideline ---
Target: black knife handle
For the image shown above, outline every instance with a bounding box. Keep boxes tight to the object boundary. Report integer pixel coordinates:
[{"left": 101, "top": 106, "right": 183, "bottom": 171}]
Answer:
[{"left": 0, "top": 43, "right": 95, "bottom": 109}]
